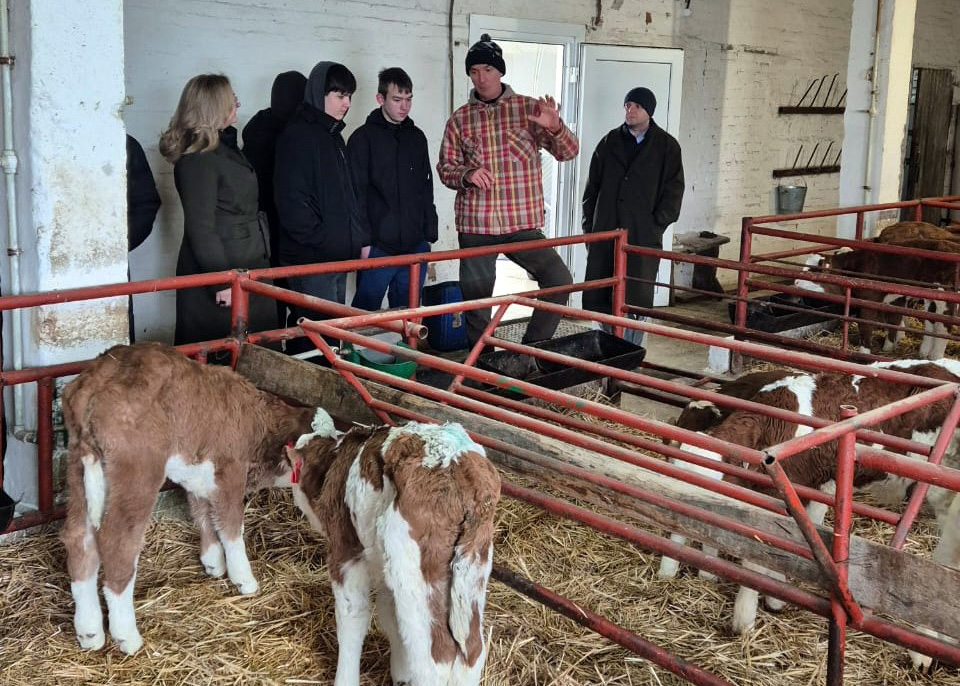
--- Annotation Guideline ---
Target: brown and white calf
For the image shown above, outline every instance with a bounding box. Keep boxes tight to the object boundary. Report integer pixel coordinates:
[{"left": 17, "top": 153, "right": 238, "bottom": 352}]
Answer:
[
  {"left": 677, "top": 359, "right": 960, "bottom": 668},
  {"left": 287, "top": 413, "right": 501, "bottom": 686},
  {"left": 59, "top": 342, "right": 317, "bottom": 654},
  {"left": 658, "top": 369, "right": 793, "bottom": 580},
  {"left": 796, "top": 227, "right": 959, "bottom": 358}
]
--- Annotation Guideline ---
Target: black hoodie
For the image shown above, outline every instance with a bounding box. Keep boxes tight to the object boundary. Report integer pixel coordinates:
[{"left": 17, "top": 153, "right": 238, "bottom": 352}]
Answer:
[
  {"left": 242, "top": 70, "right": 306, "bottom": 263},
  {"left": 273, "top": 62, "right": 368, "bottom": 265},
  {"left": 347, "top": 108, "right": 438, "bottom": 255}
]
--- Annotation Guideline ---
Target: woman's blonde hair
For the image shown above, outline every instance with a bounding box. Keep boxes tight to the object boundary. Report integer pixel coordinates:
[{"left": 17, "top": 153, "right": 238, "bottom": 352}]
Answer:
[{"left": 159, "top": 74, "right": 234, "bottom": 163}]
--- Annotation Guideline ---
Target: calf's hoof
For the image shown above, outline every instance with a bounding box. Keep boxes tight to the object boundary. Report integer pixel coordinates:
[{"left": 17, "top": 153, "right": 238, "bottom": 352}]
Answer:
[
  {"left": 113, "top": 631, "right": 144, "bottom": 655},
  {"left": 909, "top": 649, "right": 934, "bottom": 673},
  {"left": 77, "top": 630, "right": 106, "bottom": 651},
  {"left": 200, "top": 544, "right": 226, "bottom": 578},
  {"left": 232, "top": 576, "right": 259, "bottom": 595}
]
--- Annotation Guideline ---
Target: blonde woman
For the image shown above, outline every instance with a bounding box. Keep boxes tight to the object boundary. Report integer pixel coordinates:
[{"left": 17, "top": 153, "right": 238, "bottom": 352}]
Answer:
[{"left": 160, "top": 74, "right": 276, "bottom": 348}]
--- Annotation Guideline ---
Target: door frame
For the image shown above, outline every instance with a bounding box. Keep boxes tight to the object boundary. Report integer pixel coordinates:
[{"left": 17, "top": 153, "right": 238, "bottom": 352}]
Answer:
[
  {"left": 575, "top": 44, "right": 685, "bottom": 307},
  {"left": 468, "top": 16, "right": 585, "bottom": 262}
]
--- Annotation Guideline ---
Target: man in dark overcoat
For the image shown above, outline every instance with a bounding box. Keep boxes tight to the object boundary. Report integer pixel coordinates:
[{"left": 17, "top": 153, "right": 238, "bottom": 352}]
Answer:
[{"left": 581, "top": 86, "right": 684, "bottom": 344}]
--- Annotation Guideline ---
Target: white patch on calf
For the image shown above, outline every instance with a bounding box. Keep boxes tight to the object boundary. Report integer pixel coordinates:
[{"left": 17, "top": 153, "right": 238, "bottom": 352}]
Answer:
[
  {"left": 332, "top": 561, "right": 374, "bottom": 686},
  {"left": 449, "top": 542, "right": 492, "bottom": 657},
  {"left": 81, "top": 454, "right": 106, "bottom": 529},
  {"left": 71, "top": 573, "right": 105, "bottom": 650},
  {"left": 379, "top": 503, "right": 437, "bottom": 683},
  {"left": 292, "top": 484, "right": 327, "bottom": 534},
  {"left": 164, "top": 455, "right": 216, "bottom": 498},
  {"left": 382, "top": 422, "right": 484, "bottom": 469},
  {"left": 759, "top": 375, "right": 816, "bottom": 438},
  {"left": 294, "top": 408, "right": 342, "bottom": 450},
  {"left": 104, "top": 572, "right": 142, "bottom": 655}
]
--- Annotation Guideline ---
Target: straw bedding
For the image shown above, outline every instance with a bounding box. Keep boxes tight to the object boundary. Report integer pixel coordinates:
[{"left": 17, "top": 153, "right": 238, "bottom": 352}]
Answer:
[
  {"left": 0, "top": 468, "right": 957, "bottom": 685},
  {"left": 2, "top": 373, "right": 959, "bottom": 684}
]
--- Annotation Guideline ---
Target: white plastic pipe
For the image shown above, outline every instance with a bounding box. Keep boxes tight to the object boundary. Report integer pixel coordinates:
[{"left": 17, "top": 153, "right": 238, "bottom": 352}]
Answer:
[
  {"left": 861, "top": 0, "right": 882, "bottom": 207},
  {"left": 0, "top": 0, "right": 25, "bottom": 433}
]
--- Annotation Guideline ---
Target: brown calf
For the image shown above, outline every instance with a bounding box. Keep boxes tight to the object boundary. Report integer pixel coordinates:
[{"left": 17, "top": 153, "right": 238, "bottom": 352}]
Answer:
[{"left": 60, "top": 342, "right": 316, "bottom": 654}]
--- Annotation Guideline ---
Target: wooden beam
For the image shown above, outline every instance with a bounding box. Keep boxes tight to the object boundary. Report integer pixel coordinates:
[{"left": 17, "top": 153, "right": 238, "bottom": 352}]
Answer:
[{"left": 237, "top": 343, "right": 960, "bottom": 638}]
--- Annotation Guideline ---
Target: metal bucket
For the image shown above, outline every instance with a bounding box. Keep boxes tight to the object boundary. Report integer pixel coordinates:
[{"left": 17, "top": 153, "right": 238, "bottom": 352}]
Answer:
[{"left": 777, "top": 183, "right": 807, "bottom": 214}]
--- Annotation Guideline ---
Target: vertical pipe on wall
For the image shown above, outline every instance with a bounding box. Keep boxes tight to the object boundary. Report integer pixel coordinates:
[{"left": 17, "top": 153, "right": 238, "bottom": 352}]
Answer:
[
  {"left": 861, "top": 0, "right": 883, "bottom": 207},
  {"left": 0, "top": 0, "right": 25, "bottom": 435}
]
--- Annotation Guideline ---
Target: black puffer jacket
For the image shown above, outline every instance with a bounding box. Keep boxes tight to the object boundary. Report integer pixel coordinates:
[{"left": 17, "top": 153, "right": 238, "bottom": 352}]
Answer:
[
  {"left": 347, "top": 108, "right": 438, "bottom": 254},
  {"left": 273, "top": 63, "right": 368, "bottom": 266}
]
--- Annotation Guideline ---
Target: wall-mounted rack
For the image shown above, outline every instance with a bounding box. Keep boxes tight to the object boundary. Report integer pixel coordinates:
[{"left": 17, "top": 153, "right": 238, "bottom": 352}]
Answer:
[
  {"left": 780, "top": 73, "right": 846, "bottom": 114},
  {"left": 778, "top": 106, "right": 844, "bottom": 115},
  {"left": 772, "top": 165, "right": 840, "bottom": 178}
]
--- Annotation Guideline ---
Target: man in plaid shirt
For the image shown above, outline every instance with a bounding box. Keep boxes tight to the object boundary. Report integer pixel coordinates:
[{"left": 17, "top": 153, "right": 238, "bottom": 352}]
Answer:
[{"left": 438, "top": 33, "right": 579, "bottom": 349}]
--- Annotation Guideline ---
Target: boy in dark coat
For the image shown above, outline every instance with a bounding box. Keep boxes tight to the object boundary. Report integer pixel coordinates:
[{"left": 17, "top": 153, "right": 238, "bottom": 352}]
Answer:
[
  {"left": 274, "top": 61, "right": 367, "bottom": 353},
  {"left": 348, "top": 67, "right": 438, "bottom": 311},
  {"left": 581, "top": 86, "right": 684, "bottom": 344}
]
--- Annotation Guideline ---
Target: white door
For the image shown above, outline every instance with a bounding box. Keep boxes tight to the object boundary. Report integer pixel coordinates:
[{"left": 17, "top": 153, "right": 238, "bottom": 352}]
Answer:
[{"left": 574, "top": 45, "right": 684, "bottom": 307}]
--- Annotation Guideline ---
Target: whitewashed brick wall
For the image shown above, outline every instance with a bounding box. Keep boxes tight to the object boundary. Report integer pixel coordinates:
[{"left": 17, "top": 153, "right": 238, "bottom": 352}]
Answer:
[{"left": 123, "top": 1, "right": 959, "bottom": 336}]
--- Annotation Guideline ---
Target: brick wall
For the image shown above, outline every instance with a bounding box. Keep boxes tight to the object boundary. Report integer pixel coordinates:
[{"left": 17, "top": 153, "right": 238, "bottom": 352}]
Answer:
[{"left": 123, "top": 1, "right": 959, "bottom": 336}]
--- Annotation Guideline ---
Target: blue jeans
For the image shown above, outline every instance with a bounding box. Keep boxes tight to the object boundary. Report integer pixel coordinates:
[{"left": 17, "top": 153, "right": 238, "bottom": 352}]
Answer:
[
  {"left": 286, "top": 270, "right": 347, "bottom": 354},
  {"left": 352, "top": 242, "right": 430, "bottom": 311}
]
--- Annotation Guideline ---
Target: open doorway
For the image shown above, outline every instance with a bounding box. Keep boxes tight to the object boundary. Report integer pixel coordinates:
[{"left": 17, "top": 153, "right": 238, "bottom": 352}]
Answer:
[{"left": 468, "top": 17, "right": 583, "bottom": 322}]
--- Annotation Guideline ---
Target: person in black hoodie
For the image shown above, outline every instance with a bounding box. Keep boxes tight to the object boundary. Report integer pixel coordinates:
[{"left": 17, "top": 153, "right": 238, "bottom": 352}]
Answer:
[
  {"left": 581, "top": 86, "right": 684, "bottom": 345},
  {"left": 242, "top": 70, "right": 307, "bottom": 264},
  {"left": 274, "top": 61, "right": 366, "bottom": 353},
  {"left": 348, "top": 67, "right": 438, "bottom": 311}
]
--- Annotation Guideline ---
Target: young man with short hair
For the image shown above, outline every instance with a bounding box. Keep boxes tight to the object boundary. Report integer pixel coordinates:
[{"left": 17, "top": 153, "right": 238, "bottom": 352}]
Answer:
[
  {"left": 274, "top": 61, "right": 368, "bottom": 353},
  {"left": 348, "top": 67, "right": 438, "bottom": 311},
  {"left": 437, "top": 34, "right": 578, "bottom": 349}
]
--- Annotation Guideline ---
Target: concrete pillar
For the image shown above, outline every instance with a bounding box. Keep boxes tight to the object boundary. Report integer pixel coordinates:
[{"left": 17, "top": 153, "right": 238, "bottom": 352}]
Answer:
[
  {"left": 838, "top": 0, "right": 916, "bottom": 237},
  {"left": 2, "top": 0, "right": 127, "bottom": 507}
]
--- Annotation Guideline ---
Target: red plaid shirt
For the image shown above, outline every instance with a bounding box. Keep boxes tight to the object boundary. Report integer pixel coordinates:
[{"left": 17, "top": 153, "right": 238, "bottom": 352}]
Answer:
[{"left": 437, "top": 85, "right": 579, "bottom": 235}]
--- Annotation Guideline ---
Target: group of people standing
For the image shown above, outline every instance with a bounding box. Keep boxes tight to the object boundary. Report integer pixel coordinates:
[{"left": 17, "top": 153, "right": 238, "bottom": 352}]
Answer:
[{"left": 150, "top": 32, "right": 685, "bottom": 353}]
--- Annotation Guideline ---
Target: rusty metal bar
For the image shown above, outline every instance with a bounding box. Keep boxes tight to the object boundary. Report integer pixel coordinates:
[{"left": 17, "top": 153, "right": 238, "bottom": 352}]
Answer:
[
  {"left": 890, "top": 389, "right": 960, "bottom": 549},
  {"left": 36, "top": 377, "right": 54, "bottom": 514},
  {"left": 761, "top": 454, "right": 864, "bottom": 626},
  {"left": 828, "top": 405, "right": 857, "bottom": 686},
  {"left": 612, "top": 229, "right": 627, "bottom": 338},
  {"left": 765, "top": 383, "right": 957, "bottom": 460},
  {"left": 492, "top": 563, "right": 736, "bottom": 686}
]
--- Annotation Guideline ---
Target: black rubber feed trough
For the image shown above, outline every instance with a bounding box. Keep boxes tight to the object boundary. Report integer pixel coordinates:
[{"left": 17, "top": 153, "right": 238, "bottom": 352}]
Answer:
[
  {"left": 728, "top": 293, "right": 843, "bottom": 333},
  {"left": 416, "top": 330, "right": 646, "bottom": 398}
]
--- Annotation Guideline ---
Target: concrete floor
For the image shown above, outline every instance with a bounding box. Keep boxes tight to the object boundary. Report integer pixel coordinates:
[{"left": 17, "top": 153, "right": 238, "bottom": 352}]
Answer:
[{"left": 494, "top": 257, "right": 729, "bottom": 378}]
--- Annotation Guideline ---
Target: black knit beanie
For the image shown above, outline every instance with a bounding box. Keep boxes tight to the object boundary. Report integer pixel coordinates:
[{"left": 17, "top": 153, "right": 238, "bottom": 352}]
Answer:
[
  {"left": 624, "top": 87, "right": 657, "bottom": 117},
  {"left": 465, "top": 33, "right": 506, "bottom": 76}
]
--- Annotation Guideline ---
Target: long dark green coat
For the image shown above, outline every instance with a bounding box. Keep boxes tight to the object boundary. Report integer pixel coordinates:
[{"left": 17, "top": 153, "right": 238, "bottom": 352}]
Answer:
[
  {"left": 173, "top": 130, "right": 277, "bottom": 345},
  {"left": 581, "top": 120, "right": 684, "bottom": 312}
]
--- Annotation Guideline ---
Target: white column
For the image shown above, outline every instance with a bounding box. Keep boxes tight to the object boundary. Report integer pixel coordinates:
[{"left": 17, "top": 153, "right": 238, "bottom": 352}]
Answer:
[
  {"left": 2, "top": 0, "right": 127, "bottom": 508},
  {"left": 838, "top": 0, "right": 916, "bottom": 238},
  {"left": 18, "top": 0, "right": 128, "bottom": 365}
]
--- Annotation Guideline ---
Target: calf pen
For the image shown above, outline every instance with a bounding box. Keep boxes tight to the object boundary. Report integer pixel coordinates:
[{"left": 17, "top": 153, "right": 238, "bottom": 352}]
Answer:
[{"left": 3, "top": 206, "right": 960, "bottom": 684}]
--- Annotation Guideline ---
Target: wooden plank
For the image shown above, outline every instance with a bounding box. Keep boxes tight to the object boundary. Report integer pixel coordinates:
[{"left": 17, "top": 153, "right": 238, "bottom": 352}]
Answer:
[{"left": 236, "top": 343, "right": 960, "bottom": 638}]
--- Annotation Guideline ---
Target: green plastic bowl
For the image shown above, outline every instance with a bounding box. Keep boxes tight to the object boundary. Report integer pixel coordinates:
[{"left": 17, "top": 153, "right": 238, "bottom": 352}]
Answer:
[{"left": 344, "top": 341, "right": 417, "bottom": 379}]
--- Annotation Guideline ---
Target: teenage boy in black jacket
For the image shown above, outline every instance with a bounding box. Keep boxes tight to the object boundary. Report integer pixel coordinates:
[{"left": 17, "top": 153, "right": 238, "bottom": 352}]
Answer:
[
  {"left": 348, "top": 67, "right": 438, "bottom": 311},
  {"left": 274, "top": 61, "right": 367, "bottom": 353}
]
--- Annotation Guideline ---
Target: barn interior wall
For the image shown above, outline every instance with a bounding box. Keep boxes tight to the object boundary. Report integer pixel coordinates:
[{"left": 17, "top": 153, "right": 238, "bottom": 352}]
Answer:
[{"left": 122, "top": 0, "right": 864, "bottom": 339}]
